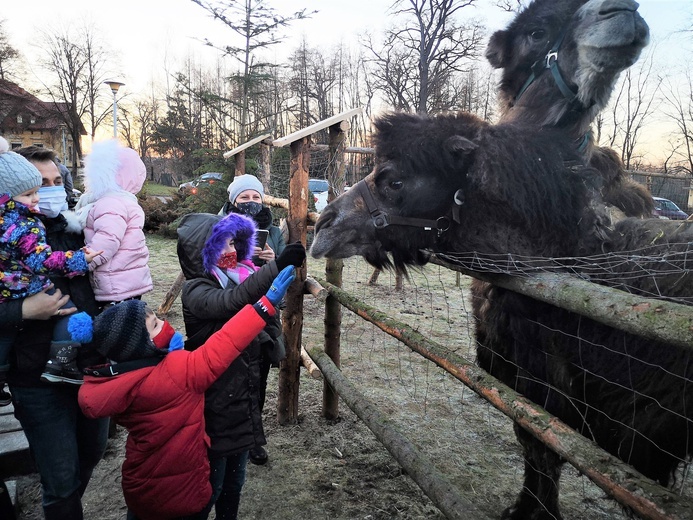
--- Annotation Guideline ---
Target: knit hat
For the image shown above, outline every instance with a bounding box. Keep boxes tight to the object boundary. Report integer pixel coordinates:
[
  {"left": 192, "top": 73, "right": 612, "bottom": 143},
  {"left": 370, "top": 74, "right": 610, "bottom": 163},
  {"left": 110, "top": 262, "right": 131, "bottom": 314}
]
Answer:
[
  {"left": 0, "top": 137, "right": 43, "bottom": 197},
  {"left": 68, "top": 300, "right": 166, "bottom": 363},
  {"left": 227, "top": 174, "right": 264, "bottom": 204},
  {"left": 201, "top": 213, "right": 257, "bottom": 273}
]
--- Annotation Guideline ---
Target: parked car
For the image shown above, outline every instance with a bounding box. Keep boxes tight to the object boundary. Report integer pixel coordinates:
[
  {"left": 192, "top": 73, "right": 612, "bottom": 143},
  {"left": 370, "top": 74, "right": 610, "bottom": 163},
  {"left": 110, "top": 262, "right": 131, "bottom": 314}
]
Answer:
[
  {"left": 309, "top": 178, "right": 329, "bottom": 212},
  {"left": 652, "top": 196, "right": 689, "bottom": 220},
  {"left": 179, "top": 172, "right": 224, "bottom": 194}
]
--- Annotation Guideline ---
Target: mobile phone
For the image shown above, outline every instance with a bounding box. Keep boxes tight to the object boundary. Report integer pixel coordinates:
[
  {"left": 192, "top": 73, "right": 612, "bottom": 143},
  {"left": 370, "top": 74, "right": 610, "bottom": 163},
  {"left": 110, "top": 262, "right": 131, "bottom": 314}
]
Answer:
[{"left": 255, "top": 229, "right": 269, "bottom": 250}]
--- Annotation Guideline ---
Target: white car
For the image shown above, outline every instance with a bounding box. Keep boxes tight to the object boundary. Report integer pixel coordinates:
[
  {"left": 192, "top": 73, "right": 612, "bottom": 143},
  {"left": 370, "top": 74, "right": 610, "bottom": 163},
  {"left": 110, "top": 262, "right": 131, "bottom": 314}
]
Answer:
[{"left": 309, "top": 178, "right": 329, "bottom": 212}]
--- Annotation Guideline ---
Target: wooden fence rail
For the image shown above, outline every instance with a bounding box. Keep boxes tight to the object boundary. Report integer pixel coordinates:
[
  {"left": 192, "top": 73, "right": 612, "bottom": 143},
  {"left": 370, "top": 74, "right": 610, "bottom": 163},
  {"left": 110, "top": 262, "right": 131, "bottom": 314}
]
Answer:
[{"left": 314, "top": 277, "right": 693, "bottom": 520}]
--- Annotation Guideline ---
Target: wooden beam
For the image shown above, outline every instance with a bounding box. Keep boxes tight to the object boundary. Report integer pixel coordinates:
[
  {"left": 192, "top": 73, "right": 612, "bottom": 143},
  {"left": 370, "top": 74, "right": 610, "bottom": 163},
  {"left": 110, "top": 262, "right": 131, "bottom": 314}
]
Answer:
[
  {"left": 272, "top": 108, "right": 362, "bottom": 148},
  {"left": 263, "top": 194, "right": 320, "bottom": 224},
  {"left": 308, "top": 348, "right": 484, "bottom": 520},
  {"left": 223, "top": 133, "right": 272, "bottom": 159}
]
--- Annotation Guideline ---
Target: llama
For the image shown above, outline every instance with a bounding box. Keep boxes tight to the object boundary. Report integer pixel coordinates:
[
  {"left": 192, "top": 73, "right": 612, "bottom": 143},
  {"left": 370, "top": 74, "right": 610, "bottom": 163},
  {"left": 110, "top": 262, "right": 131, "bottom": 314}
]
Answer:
[
  {"left": 486, "top": 0, "right": 653, "bottom": 218},
  {"left": 310, "top": 111, "right": 693, "bottom": 519}
]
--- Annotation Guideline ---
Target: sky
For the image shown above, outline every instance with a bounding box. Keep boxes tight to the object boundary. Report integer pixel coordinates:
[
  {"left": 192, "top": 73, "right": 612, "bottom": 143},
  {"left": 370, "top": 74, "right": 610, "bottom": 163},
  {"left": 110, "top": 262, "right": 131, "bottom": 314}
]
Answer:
[{"left": 4, "top": 0, "right": 692, "bottom": 162}]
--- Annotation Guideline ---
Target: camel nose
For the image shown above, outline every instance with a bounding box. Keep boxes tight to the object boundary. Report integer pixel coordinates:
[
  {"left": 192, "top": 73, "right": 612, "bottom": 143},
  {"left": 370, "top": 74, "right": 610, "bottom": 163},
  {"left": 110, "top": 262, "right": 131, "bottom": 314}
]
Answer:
[{"left": 599, "top": 0, "right": 638, "bottom": 15}]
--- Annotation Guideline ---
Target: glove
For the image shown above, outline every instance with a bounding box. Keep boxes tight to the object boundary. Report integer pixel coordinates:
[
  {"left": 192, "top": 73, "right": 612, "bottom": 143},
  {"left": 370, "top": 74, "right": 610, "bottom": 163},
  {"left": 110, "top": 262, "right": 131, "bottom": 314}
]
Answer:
[
  {"left": 265, "top": 266, "right": 296, "bottom": 306},
  {"left": 275, "top": 243, "right": 306, "bottom": 270}
]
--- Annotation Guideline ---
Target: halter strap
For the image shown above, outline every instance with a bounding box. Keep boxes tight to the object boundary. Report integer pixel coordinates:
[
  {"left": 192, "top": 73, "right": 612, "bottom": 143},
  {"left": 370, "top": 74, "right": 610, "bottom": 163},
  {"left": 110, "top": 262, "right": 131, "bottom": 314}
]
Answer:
[{"left": 356, "top": 180, "right": 450, "bottom": 234}]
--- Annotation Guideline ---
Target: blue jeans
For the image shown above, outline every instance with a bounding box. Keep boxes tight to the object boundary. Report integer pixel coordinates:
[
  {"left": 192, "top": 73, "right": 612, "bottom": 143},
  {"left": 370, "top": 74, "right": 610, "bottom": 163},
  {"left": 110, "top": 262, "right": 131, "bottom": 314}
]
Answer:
[{"left": 9, "top": 384, "right": 109, "bottom": 512}]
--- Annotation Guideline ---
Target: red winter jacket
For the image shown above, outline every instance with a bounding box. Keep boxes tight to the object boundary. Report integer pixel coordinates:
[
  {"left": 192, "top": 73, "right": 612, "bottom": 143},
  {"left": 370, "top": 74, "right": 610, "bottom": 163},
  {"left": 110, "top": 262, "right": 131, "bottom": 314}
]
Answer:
[{"left": 78, "top": 302, "right": 273, "bottom": 520}]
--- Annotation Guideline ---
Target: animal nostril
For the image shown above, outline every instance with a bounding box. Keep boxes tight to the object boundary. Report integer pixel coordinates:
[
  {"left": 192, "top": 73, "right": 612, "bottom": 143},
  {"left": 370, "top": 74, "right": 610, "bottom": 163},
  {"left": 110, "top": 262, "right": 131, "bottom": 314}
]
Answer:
[{"left": 599, "top": 0, "right": 638, "bottom": 16}]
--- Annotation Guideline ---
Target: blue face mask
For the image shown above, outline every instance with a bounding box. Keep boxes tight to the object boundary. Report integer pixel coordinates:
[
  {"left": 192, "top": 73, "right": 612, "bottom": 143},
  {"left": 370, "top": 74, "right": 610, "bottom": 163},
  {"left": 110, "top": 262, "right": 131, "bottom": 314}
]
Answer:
[{"left": 38, "top": 186, "right": 68, "bottom": 218}]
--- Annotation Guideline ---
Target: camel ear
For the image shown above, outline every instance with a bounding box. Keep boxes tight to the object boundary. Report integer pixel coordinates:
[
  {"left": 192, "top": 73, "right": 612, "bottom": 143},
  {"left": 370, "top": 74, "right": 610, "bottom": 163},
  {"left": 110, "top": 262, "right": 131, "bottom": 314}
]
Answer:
[
  {"left": 445, "top": 136, "right": 477, "bottom": 157},
  {"left": 486, "top": 30, "right": 508, "bottom": 68}
]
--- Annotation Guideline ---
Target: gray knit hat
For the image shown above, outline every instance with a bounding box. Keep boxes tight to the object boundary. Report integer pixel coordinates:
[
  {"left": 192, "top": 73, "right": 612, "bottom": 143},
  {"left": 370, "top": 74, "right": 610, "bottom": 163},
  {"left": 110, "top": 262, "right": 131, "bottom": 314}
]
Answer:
[
  {"left": 0, "top": 137, "right": 42, "bottom": 197},
  {"left": 227, "top": 174, "right": 264, "bottom": 204},
  {"left": 69, "top": 300, "right": 166, "bottom": 363}
]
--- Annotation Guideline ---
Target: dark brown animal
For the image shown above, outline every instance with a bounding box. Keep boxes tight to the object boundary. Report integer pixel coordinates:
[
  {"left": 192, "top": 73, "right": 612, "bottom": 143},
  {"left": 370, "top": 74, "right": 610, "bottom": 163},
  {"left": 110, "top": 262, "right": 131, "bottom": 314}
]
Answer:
[
  {"left": 487, "top": 0, "right": 653, "bottom": 218},
  {"left": 310, "top": 111, "right": 693, "bottom": 519}
]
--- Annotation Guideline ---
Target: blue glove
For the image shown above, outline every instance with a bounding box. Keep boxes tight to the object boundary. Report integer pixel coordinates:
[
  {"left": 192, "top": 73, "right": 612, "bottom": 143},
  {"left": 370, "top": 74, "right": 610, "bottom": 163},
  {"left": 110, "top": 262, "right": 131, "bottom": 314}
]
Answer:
[{"left": 265, "top": 266, "right": 296, "bottom": 306}]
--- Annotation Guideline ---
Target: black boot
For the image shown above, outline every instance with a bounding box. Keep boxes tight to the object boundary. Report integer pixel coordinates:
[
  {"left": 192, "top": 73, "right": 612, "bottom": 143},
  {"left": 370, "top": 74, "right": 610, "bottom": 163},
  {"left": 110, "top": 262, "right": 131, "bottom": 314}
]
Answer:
[
  {"left": 41, "top": 341, "right": 83, "bottom": 384},
  {"left": 0, "top": 365, "right": 11, "bottom": 406},
  {"left": 249, "top": 445, "right": 268, "bottom": 465},
  {"left": 43, "top": 490, "right": 83, "bottom": 520}
]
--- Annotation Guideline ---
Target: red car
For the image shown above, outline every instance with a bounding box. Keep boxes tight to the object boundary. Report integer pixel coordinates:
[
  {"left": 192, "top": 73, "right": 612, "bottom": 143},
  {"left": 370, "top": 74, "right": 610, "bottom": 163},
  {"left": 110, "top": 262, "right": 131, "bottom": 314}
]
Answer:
[{"left": 652, "top": 197, "right": 689, "bottom": 220}]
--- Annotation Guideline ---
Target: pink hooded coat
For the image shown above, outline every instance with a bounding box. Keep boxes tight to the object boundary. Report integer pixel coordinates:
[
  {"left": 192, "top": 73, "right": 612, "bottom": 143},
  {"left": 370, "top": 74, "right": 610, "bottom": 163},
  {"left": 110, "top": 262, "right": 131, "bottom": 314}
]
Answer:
[{"left": 77, "top": 140, "right": 153, "bottom": 301}]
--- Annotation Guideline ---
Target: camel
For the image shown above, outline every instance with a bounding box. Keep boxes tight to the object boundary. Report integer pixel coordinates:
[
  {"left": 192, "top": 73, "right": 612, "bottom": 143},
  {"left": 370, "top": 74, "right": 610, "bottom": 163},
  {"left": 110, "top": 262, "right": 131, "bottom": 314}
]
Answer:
[
  {"left": 310, "top": 111, "right": 693, "bottom": 519},
  {"left": 487, "top": 0, "right": 653, "bottom": 218}
]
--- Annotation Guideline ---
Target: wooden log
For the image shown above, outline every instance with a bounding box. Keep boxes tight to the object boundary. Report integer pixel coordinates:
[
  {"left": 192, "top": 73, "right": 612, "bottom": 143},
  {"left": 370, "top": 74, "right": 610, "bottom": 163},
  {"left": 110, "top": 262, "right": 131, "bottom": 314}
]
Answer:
[
  {"left": 300, "top": 345, "right": 322, "bottom": 379},
  {"left": 157, "top": 271, "right": 185, "bottom": 315},
  {"left": 277, "top": 137, "right": 310, "bottom": 425},
  {"left": 317, "top": 279, "right": 693, "bottom": 520},
  {"left": 304, "top": 276, "right": 328, "bottom": 302},
  {"left": 263, "top": 194, "right": 319, "bottom": 224},
  {"left": 430, "top": 256, "right": 693, "bottom": 351},
  {"left": 308, "top": 348, "right": 483, "bottom": 520}
]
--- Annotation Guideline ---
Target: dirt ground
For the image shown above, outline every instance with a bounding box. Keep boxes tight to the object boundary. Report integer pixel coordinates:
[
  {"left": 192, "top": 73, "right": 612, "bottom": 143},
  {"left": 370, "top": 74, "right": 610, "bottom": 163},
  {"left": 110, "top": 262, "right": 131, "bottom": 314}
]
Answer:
[{"left": 16, "top": 236, "right": 635, "bottom": 519}]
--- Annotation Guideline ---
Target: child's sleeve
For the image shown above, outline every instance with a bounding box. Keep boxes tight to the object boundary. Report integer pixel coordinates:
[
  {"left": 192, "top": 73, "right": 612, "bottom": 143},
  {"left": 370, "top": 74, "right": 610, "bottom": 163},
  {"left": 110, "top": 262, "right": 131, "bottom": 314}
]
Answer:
[
  {"left": 85, "top": 203, "right": 128, "bottom": 269},
  {"left": 182, "top": 302, "right": 276, "bottom": 393},
  {"left": 17, "top": 220, "right": 88, "bottom": 277}
]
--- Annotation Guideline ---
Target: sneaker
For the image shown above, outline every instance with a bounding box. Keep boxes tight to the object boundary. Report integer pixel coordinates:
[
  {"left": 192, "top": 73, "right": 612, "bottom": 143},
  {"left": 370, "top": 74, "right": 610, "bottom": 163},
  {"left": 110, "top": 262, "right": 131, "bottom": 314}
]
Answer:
[
  {"left": 249, "top": 446, "right": 268, "bottom": 466},
  {"left": 0, "top": 386, "right": 11, "bottom": 407},
  {"left": 41, "top": 341, "right": 83, "bottom": 385}
]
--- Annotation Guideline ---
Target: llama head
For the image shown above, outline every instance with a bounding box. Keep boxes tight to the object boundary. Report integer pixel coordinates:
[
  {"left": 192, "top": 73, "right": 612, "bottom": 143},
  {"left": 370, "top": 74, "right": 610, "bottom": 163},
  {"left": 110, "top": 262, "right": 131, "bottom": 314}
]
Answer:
[{"left": 486, "top": 0, "right": 649, "bottom": 133}]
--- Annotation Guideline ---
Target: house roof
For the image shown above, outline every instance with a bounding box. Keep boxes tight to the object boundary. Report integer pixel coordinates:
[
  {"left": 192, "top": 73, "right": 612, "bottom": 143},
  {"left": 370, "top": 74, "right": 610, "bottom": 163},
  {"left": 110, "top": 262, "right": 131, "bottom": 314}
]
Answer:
[{"left": 0, "top": 79, "right": 87, "bottom": 135}]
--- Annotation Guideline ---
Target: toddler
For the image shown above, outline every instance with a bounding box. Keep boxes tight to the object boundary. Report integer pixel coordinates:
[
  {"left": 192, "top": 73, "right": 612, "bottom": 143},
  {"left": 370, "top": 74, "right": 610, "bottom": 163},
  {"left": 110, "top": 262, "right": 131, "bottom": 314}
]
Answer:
[
  {"left": 75, "top": 139, "right": 152, "bottom": 307},
  {"left": 73, "top": 266, "right": 295, "bottom": 520},
  {"left": 0, "top": 137, "right": 100, "bottom": 399}
]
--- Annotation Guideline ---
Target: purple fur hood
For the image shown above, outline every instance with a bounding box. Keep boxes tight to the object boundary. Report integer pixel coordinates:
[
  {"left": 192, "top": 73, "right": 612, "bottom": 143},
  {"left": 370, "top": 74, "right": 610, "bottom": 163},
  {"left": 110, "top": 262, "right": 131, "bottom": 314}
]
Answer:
[{"left": 201, "top": 213, "right": 257, "bottom": 273}]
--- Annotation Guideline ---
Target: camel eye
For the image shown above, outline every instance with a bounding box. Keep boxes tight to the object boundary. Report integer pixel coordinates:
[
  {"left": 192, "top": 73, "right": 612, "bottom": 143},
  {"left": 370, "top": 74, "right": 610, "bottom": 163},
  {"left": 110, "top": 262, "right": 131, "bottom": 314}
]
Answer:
[
  {"left": 530, "top": 29, "right": 546, "bottom": 41},
  {"left": 389, "top": 180, "right": 403, "bottom": 190}
]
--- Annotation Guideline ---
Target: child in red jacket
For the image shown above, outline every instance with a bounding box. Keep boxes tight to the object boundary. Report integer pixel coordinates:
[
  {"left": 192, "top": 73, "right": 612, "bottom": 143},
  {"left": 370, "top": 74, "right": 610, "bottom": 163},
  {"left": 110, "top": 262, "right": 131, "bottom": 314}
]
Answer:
[{"left": 69, "top": 265, "right": 295, "bottom": 520}]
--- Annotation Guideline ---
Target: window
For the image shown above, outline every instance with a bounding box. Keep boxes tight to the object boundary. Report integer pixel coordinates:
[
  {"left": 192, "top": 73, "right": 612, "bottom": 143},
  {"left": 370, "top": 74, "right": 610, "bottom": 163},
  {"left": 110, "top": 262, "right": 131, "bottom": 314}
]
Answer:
[{"left": 10, "top": 142, "right": 21, "bottom": 150}]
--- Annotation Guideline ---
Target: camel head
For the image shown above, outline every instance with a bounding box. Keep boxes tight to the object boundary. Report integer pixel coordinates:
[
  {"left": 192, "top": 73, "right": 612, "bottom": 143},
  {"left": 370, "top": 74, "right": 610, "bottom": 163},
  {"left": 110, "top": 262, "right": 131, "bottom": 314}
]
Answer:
[
  {"left": 310, "top": 112, "right": 481, "bottom": 272},
  {"left": 487, "top": 0, "right": 649, "bottom": 134}
]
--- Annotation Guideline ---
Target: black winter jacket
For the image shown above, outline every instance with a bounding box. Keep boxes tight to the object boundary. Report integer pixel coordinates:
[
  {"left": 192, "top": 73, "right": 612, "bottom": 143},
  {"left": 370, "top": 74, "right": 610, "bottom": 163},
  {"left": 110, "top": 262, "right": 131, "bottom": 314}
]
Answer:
[
  {"left": 8, "top": 213, "right": 103, "bottom": 387},
  {"left": 177, "top": 213, "right": 284, "bottom": 458}
]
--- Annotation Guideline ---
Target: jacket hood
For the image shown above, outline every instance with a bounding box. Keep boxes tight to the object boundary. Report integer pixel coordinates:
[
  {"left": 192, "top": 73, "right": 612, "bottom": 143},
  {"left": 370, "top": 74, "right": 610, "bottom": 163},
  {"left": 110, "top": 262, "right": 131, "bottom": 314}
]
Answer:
[
  {"left": 82, "top": 140, "right": 146, "bottom": 200},
  {"left": 201, "top": 213, "right": 257, "bottom": 273},
  {"left": 177, "top": 213, "right": 222, "bottom": 280}
]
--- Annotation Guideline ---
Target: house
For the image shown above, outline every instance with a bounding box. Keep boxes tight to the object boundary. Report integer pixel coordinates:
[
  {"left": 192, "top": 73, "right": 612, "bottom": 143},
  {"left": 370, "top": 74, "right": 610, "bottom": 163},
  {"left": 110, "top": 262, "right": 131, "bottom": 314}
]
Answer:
[{"left": 0, "top": 79, "right": 85, "bottom": 168}]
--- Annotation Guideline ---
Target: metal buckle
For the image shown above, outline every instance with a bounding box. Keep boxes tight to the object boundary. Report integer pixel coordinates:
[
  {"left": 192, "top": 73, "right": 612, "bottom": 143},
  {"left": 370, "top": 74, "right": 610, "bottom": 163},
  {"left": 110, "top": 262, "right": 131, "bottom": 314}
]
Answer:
[{"left": 545, "top": 50, "right": 558, "bottom": 68}]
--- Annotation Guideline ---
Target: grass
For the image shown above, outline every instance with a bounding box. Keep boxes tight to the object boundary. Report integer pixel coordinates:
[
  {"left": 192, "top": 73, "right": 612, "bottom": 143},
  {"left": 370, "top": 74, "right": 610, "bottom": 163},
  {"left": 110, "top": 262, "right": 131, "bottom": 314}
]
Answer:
[{"left": 142, "top": 182, "right": 178, "bottom": 197}]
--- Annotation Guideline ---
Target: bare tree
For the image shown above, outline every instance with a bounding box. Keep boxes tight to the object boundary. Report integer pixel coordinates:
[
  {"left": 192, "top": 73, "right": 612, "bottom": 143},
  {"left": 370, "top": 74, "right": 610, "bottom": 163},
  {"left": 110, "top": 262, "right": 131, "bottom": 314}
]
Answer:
[
  {"left": 661, "top": 68, "right": 693, "bottom": 175},
  {"left": 602, "top": 48, "right": 662, "bottom": 169},
  {"left": 190, "top": 0, "right": 314, "bottom": 173},
  {"left": 0, "top": 19, "right": 21, "bottom": 81},
  {"left": 494, "top": 0, "right": 527, "bottom": 13},
  {"left": 36, "top": 25, "right": 112, "bottom": 165},
  {"left": 365, "top": 0, "right": 485, "bottom": 114}
]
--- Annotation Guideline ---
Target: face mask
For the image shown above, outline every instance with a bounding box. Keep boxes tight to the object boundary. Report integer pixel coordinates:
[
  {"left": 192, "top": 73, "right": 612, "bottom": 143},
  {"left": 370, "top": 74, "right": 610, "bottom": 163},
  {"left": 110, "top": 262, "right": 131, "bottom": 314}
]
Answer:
[
  {"left": 236, "top": 201, "right": 263, "bottom": 217},
  {"left": 218, "top": 251, "right": 238, "bottom": 270},
  {"left": 152, "top": 321, "right": 185, "bottom": 352},
  {"left": 38, "top": 186, "right": 68, "bottom": 218}
]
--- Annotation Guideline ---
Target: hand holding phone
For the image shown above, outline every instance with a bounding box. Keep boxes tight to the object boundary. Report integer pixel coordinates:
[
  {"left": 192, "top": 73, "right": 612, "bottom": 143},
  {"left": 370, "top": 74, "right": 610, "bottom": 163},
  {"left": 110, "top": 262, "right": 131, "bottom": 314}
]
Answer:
[{"left": 255, "top": 229, "right": 269, "bottom": 250}]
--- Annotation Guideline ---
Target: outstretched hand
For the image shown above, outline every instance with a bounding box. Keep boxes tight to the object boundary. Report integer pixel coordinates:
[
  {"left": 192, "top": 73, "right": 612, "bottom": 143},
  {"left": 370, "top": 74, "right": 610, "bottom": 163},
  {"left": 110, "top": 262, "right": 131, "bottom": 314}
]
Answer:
[
  {"left": 275, "top": 243, "right": 306, "bottom": 270},
  {"left": 265, "top": 266, "right": 296, "bottom": 306},
  {"left": 82, "top": 246, "right": 104, "bottom": 263}
]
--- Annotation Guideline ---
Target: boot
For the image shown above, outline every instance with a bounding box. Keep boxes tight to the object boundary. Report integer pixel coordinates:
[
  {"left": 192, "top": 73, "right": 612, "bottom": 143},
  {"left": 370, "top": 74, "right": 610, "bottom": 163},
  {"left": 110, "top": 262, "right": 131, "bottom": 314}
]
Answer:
[
  {"left": 0, "top": 365, "right": 11, "bottom": 406},
  {"left": 41, "top": 341, "right": 83, "bottom": 384}
]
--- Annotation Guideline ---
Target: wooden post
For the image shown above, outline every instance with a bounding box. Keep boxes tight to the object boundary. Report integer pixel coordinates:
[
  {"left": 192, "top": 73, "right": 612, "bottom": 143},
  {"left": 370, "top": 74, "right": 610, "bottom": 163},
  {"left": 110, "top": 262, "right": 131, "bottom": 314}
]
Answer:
[
  {"left": 322, "top": 123, "right": 347, "bottom": 420},
  {"left": 277, "top": 137, "right": 310, "bottom": 425},
  {"left": 234, "top": 149, "right": 246, "bottom": 176},
  {"left": 259, "top": 140, "right": 271, "bottom": 194},
  {"left": 157, "top": 271, "right": 185, "bottom": 315}
]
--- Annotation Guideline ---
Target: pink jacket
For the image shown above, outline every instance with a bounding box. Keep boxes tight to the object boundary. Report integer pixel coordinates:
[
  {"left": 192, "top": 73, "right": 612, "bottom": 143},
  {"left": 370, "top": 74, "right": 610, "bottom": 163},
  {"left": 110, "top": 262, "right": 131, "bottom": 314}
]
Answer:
[
  {"left": 84, "top": 193, "right": 153, "bottom": 301},
  {"left": 79, "top": 140, "right": 153, "bottom": 302}
]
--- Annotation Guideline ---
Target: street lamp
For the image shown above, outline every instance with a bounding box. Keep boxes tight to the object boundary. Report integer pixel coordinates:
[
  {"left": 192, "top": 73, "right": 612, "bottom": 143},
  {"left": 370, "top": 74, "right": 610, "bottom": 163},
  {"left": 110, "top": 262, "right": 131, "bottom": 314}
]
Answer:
[{"left": 104, "top": 80, "right": 125, "bottom": 139}]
